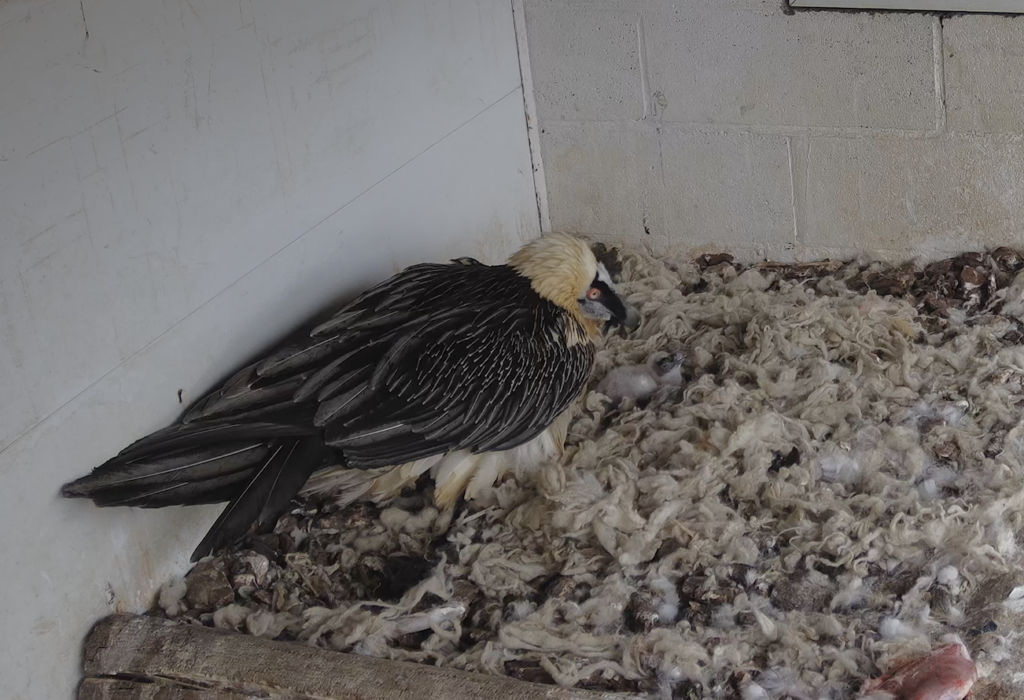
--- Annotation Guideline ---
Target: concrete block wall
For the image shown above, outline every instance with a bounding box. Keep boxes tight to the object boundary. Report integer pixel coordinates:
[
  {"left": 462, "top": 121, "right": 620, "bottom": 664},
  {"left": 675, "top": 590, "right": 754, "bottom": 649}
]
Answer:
[{"left": 519, "top": 0, "right": 1024, "bottom": 262}]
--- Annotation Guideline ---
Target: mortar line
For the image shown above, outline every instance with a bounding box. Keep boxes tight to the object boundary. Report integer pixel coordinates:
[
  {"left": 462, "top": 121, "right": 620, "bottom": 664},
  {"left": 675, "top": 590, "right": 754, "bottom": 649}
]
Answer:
[
  {"left": 538, "top": 118, "right": 1008, "bottom": 141},
  {"left": 592, "top": 235, "right": 959, "bottom": 265},
  {"left": 511, "top": 0, "right": 550, "bottom": 233},
  {"left": 933, "top": 16, "right": 947, "bottom": 133}
]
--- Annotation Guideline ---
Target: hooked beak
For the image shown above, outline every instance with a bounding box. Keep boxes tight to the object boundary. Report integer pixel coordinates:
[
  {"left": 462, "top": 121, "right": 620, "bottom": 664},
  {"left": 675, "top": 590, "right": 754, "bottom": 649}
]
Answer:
[
  {"left": 621, "top": 302, "right": 642, "bottom": 333},
  {"left": 604, "top": 301, "right": 642, "bottom": 334}
]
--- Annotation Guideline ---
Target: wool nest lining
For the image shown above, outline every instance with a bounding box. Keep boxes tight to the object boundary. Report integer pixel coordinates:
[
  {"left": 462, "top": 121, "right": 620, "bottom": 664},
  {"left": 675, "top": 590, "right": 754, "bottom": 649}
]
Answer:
[{"left": 154, "top": 244, "right": 1024, "bottom": 700}]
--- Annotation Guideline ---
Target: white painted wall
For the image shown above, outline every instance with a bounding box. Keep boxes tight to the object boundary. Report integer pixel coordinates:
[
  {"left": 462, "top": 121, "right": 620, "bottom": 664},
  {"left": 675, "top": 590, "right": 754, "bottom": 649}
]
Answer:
[
  {"left": 521, "top": 0, "right": 1024, "bottom": 262},
  {"left": 0, "top": 1, "right": 538, "bottom": 697}
]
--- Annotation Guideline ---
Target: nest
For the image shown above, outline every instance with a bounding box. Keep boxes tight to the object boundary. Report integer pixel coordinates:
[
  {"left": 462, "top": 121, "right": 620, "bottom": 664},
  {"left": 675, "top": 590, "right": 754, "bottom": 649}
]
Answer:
[{"left": 152, "top": 244, "right": 1024, "bottom": 700}]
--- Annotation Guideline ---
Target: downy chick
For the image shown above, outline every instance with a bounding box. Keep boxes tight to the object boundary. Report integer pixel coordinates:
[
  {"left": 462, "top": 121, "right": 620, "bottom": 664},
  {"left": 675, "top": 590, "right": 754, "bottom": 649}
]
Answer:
[{"left": 597, "top": 350, "right": 686, "bottom": 403}]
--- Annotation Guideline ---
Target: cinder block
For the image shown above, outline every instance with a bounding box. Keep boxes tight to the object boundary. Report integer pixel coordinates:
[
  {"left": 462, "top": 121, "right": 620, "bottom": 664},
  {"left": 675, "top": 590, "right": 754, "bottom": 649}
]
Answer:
[
  {"left": 945, "top": 16, "right": 1024, "bottom": 134},
  {"left": 803, "top": 136, "right": 1024, "bottom": 258},
  {"left": 541, "top": 123, "right": 795, "bottom": 251},
  {"left": 541, "top": 122, "right": 660, "bottom": 238},
  {"left": 594, "top": 233, "right": 797, "bottom": 264},
  {"left": 659, "top": 130, "right": 794, "bottom": 250},
  {"left": 523, "top": 3, "right": 643, "bottom": 122},
  {"left": 644, "top": 0, "right": 935, "bottom": 129}
]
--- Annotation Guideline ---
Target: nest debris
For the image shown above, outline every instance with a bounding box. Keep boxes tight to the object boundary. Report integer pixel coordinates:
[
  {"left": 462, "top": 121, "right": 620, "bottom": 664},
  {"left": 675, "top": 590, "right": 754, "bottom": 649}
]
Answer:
[{"left": 151, "top": 244, "right": 1024, "bottom": 699}]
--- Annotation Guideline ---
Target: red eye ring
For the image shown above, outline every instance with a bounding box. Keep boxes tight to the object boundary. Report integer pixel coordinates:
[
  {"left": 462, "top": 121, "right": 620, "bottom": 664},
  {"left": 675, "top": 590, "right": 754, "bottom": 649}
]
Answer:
[{"left": 586, "top": 287, "right": 601, "bottom": 301}]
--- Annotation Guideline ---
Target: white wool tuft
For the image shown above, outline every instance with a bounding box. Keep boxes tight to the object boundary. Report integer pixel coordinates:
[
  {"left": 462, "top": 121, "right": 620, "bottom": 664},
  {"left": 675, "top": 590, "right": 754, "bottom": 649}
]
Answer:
[
  {"left": 937, "top": 565, "right": 960, "bottom": 587},
  {"left": 998, "top": 270, "right": 1024, "bottom": 320},
  {"left": 917, "top": 479, "right": 941, "bottom": 501},
  {"left": 1006, "top": 586, "right": 1024, "bottom": 613},
  {"left": 507, "top": 600, "right": 536, "bottom": 622},
  {"left": 817, "top": 453, "right": 863, "bottom": 485},
  {"left": 157, "top": 578, "right": 188, "bottom": 617},
  {"left": 245, "top": 609, "right": 296, "bottom": 638},
  {"left": 755, "top": 668, "right": 812, "bottom": 699},
  {"left": 650, "top": 577, "right": 679, "bottom": 624},
  {"left": 727, "top": 268, "right": 771, "bottom": 292},
  {"left": 212, "top": 604, "right": 250, "bottom": 629},
  {"left": 380, "top": 506, "right": 438, "bottom": 534},
  {"left": 830, "top": 577, "right": 870, "bottom": 611},
  {"left": 879, "top": 617, "right": 916, "bottom": 640},
  {"left": 740, "top": 682, "right": 770, "bottom": 700}
]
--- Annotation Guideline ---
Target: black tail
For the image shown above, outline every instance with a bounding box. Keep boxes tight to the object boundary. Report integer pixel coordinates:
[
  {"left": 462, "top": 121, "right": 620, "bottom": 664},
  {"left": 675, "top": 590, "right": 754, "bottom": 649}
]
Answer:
[{"left": 61, "top": 421, "right": 331, "bottom": 561}]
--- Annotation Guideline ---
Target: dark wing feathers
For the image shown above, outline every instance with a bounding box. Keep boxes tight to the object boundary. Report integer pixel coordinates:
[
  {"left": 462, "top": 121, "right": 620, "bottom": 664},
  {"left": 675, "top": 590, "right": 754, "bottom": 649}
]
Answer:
[
  {"left": 310, "top": 310, "right": 363, "bottom": 338},
  {"left": 255, "top": 335, "right": 348, "bottom": 378},
  {"left": 288, "top": 263, "right": 593, "bottom": 468},
  {"left": 96, "top": 468, "right": 259, "bottom": 508},
  {"left": 295, "top": 349, "right": 369, "bottom": 403},
  {"left": 317, "top": 365, "right": 373, "bottom": 403},
  {"left": 189, "top": 437, "right": 326, "bottom": 560},
  {"left": 314, "top": 383, "right": 374, "bottom": 428},
  {"left": 62, "top": 260, "right": 595, "bottom": 560},
  {"left": 105, "top": 422, "right": 315, "bottom": 463},
  {"left": 66, "top": 443, "right": 270, "bottom": 493},
  {"left": 189, "top": 372, "right": 312, "bottom": 421},
  {"left": 254, "top": 438, "right": 332, "bottom": 528},
  {"left": 323, "top": 298, "right": 593, "bottom": 467}
]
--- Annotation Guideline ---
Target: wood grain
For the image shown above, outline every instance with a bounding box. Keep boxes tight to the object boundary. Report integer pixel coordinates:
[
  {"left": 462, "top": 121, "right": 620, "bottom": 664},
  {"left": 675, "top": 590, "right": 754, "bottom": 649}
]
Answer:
[
  {"left": 82, "top": 614, "right": 633, "bottom": 700},
  {"left": 79, "top": 678, "right": 261, "bottom": 700}
]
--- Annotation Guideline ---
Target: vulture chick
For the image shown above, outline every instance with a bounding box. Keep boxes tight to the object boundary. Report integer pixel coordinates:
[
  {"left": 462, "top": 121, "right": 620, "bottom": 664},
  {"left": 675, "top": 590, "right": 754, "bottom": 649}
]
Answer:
[{"left": 597, "top": 350, "right": 687, "bottom": 403}]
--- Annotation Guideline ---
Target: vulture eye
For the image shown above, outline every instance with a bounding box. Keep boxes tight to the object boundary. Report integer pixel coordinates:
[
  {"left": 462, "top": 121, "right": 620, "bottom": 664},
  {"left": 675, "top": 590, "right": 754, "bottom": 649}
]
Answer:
[{"left": 586, "top": 287, "right": 601, "bottom": 301}]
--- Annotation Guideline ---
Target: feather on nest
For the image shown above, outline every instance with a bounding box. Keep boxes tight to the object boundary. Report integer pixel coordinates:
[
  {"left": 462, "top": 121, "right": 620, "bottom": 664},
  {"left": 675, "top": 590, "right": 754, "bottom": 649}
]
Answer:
[{"left": 152, "top": 244, "right": 1024, "bottom": 699}]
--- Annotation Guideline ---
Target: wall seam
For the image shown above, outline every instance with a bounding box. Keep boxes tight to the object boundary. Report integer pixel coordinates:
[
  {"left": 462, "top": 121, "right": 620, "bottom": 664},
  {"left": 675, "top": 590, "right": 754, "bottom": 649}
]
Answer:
[
  {"left": 787, "top": 137, "right": 800, "bottom": 251},
  {"left": 511, "top": 0, "right": 551, "bottom": 233},
  {"left": 933, "top": 16, "right": 948, "bottom": 132},
  {"left": 637, "top": 12, "right": 653, "bottom": 120}
]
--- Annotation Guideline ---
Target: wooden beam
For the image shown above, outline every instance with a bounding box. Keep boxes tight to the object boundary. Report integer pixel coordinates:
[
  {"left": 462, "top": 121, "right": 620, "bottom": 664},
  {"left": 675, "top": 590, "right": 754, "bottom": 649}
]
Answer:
[
  {"left": 79, "top": 678, "right": 261, "bottom": 700},
  {"left": 82, "top": 614, "right": 629, "bottom": 700}
]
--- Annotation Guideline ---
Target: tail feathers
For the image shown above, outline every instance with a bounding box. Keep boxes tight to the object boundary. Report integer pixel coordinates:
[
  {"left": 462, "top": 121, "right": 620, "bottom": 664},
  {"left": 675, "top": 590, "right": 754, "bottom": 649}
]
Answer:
[
  {"left": 89, "top": 468, "right": 256, "bottom": 508},
  {"left": 61, "top": 421, "right": 314, "bottom": 503},
  {"left": 60, "top": 442, "right": 271, "bottom": 498},
  {"left": 61, "top": 422, "right": 331, "bottom": 561},
  {"left": 255, "top": 438, "right": 332, "bottom": 528},
  {"left": 111, "top": 422, "right": 314, "bottom": 462},
  {"left": 189, "top": 436, "right": 327, "bottom": 562}
]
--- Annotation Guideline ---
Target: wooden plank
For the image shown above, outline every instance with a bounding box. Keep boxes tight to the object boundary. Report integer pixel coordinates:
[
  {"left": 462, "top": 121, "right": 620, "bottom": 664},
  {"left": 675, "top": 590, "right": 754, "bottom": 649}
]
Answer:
[
  {"left": 83, "top": 614, "right": 631, "bottom": 700},
  {"left": 79, "top": 678, "right": 261, "bottom": 700}
]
